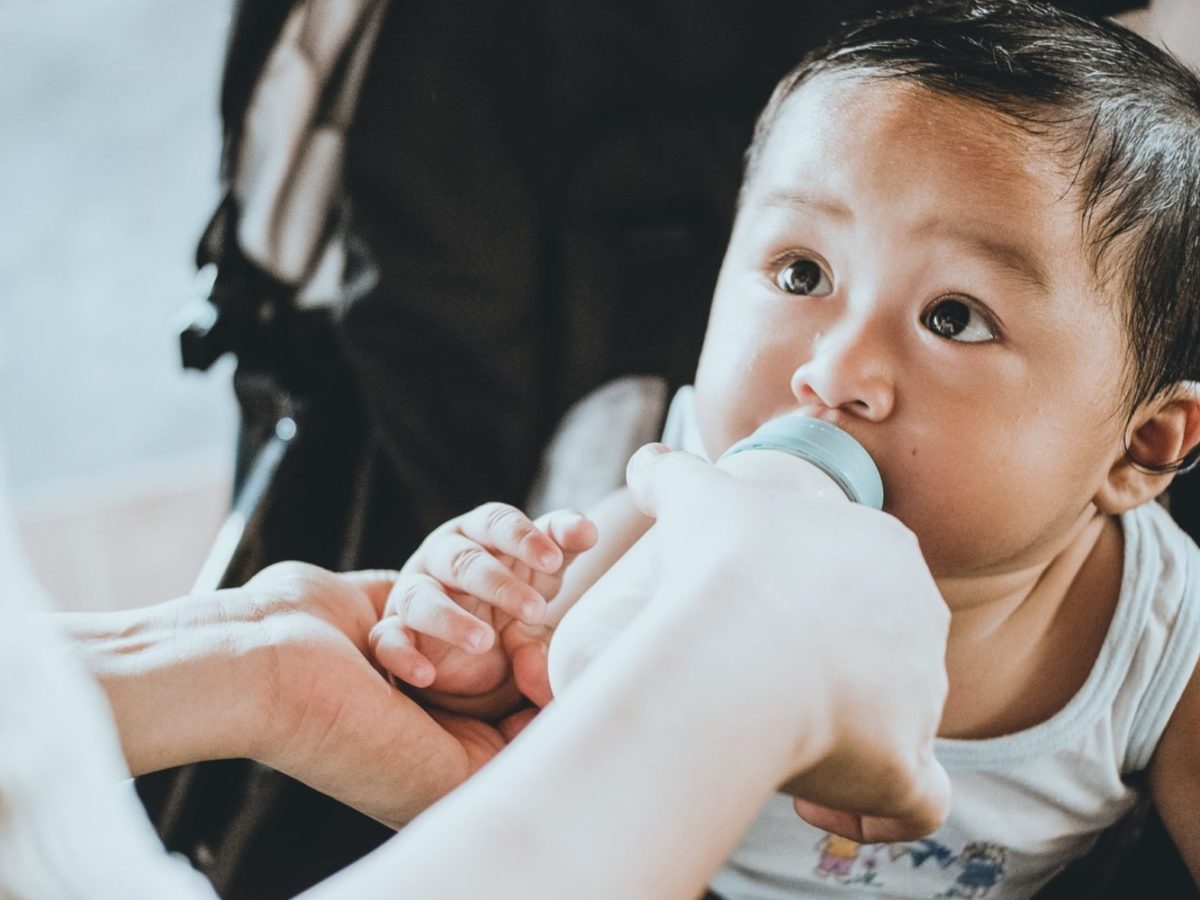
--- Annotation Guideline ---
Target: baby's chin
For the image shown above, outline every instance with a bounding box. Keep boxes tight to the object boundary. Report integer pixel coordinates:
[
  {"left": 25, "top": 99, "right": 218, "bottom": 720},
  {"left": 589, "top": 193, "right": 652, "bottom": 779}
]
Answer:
[
  {"left": 876, "top": 506, "right": 967, "bottom": 579},
  {"left": 918, "top": 541, "right": 1042, "bottom": 604}
]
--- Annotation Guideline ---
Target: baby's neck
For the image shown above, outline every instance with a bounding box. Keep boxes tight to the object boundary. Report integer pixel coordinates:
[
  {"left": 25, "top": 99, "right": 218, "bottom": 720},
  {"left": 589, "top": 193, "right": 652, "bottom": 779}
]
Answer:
[{"left": 935, "top": 511, "right": 1124, "bottom": 740}]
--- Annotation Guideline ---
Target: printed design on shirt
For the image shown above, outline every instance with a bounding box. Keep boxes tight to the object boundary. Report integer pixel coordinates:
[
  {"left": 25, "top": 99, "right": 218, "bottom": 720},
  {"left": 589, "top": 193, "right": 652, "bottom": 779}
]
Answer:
[
  {"left": 889, "top": 837, "right": 957, "bottom": 870},
  {"left": 811, "top": 834, "right": 1009, "bottom": 896},
  {"left": 813, "top": 834, "right": 885, "bottom": 885},
  {"left": 937, "top": 843, "right": 1007, "bottom": 898}
]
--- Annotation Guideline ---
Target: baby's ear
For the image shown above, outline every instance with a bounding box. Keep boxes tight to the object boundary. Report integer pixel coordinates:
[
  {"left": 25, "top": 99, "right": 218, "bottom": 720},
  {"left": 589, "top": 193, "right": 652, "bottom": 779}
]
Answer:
[{"left": 1097, "top": 382, "right": 1200, "bottom": 514}]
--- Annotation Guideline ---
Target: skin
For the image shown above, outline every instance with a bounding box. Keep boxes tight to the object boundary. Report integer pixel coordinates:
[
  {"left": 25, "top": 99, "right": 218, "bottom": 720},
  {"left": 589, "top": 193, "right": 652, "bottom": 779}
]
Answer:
[
  {"left": 692, "top": 74, "right": 1198, "bottom": 739},
  {"left": 304, "top": 448, "right": 949, "bottom": 900},
  {"left": 42, "top": 452, "right": 950, "bottom": 897},
  {"left": 61, "top": 564, "right": 511, "bottom": 828},
  {"left": 698, "top": 75, "right": 1130, "bottom": 581},
  {"left": 690, "top": 76, "right": 1200, "bottom": 868},
  {"left": 384, "top": 72, "right": 1200, "bottom": 874}
]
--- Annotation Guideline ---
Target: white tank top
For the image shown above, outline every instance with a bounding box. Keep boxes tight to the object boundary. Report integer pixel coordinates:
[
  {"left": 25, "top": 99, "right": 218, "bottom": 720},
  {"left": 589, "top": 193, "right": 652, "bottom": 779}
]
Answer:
[{"left": 663, "top": 388, "right": 1200, "bottom": 900}]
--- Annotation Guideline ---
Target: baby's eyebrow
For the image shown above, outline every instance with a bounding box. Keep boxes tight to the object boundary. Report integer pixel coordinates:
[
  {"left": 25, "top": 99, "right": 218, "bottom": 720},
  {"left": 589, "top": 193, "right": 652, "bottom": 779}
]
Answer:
[
  {"left": 761, "top": 189, "right": 852, "bottom": 220},
  {"left": 930, "top": 225, "right": 1052, "bottom": 297}
]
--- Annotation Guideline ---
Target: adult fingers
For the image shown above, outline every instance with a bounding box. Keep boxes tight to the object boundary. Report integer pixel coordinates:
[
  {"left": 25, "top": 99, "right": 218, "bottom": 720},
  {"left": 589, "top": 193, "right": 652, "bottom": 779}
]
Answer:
[
  {"left": 457, "top": 502, "right": 564, "bottom": 574},
  {"left": 386, "top": 574, "right": 495, "bottom": 652},
  {"left": 422, "top": 533, "right": 549, "bottom": 625},
  {"left": 864, "top": 753, "right": 952, "bottom": 843},
  {"left": 792, "top": 756, "right": 951, "bottom": 843},
  {"left": 624, "top": 444, "right": 735, "bottom": 519}
]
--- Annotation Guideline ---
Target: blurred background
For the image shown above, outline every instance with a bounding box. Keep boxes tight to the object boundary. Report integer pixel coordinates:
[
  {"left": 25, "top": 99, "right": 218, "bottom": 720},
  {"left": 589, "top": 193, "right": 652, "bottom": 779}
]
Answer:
[
  {"left": 0, "top": 1, "right": 235, "bottom": 611},
  {"left": 0, "top": 0, "right": 1195, "bottom": 614}
]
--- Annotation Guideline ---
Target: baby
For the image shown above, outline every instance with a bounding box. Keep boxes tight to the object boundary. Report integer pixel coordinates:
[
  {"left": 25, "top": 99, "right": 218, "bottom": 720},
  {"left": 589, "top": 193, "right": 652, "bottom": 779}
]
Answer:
[{"left": 368, "top": 1, "right": 1200, "bottom": 897}]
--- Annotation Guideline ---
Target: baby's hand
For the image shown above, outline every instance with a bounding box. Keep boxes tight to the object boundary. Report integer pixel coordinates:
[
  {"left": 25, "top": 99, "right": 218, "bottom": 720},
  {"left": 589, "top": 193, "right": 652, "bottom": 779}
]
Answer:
[{"left": 370, "top": 503, "right": 597, "bottom": 712}]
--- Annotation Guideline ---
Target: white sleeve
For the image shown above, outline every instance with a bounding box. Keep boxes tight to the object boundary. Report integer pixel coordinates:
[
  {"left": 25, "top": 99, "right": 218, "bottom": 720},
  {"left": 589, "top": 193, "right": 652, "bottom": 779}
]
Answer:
[{"left": 0, "top": 595, "right": 218, "bottom": 900}]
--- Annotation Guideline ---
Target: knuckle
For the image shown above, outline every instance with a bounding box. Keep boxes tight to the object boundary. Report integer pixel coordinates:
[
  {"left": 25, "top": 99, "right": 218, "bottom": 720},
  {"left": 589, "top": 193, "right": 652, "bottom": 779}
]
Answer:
[
  {"left": 480, "top": 502, "right": 521, "bottom": 531},
  {"left": 427, "top": 603, "right": 462, "bottom": 637},
  {"left": 410, "top": 524, "right": 455, "bottom": 565},
  {"left": 483, "top": 502, "right": 536, "bottom": 544},
  {"left": 449, "top": 546, "right": 489, "bottom": 584},
  {"left": 393, "top": 577, "right": 431, "bottom": 620},
  {"left": 874, "top": 753, "right": 918, "bottom": 809},
  {"left": 424, "top": 600, "right": 470, "bottom": 643},
  {"left": 258, "top": 560, "right": 313, "bottom": 580}
]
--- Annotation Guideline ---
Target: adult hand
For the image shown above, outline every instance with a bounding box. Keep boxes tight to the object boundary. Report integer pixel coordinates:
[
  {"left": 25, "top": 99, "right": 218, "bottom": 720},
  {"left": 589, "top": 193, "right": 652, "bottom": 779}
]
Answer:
[
  {"left": 242, "top": 563, "right": 522, "bottom": 824},
  {"left": 624, "top": 444, "right": 952, "bottom": 843},
  {"left": 62, "top": 562, "right": 518, "bottom": 828},
  {"left": 311, "top": 446, "right": 953, "bottom": 900}
]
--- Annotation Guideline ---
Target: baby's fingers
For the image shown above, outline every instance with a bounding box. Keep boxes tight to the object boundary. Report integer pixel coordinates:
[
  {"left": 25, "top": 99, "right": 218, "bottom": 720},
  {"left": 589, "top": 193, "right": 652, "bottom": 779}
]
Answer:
[
  {"left": 526, "top": 509, "right": 598, "bottom": 602},
  {"left": 537, "top": 509, "right": 599, "bottom": 556},
  {"left": 386, "top": 573, "right": 496, "bottom": 652},
  {"left": 503, "top": 622, "right": 554, "bottom": 708},
  {"left": 370, "top": 618, "right": 436, "bottom": 688},
  {"left": 425, "top": 532, "right": 550, "bottom": 625},
  {"left": 458, "top": 502, "right": 564, "bottom": 574}
]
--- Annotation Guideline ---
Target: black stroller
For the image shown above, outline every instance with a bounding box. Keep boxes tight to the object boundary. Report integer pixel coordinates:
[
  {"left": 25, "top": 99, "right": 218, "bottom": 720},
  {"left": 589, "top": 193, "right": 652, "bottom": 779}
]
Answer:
[{"left": 140, "top": 2, "right": 1197, "bottom": 897}]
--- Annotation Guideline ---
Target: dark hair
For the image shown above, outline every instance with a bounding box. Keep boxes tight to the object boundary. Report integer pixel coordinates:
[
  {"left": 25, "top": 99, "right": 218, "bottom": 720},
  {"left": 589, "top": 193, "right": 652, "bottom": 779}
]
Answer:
[{"left": 744, "top": 0, "right": 1200, "bottom": 469}]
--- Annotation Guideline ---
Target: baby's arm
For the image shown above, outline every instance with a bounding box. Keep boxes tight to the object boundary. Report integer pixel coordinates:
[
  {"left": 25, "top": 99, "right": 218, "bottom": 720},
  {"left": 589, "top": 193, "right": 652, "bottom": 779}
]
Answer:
[{"left": 1149, "top": 660, "right": 1200, "bottom": 885}]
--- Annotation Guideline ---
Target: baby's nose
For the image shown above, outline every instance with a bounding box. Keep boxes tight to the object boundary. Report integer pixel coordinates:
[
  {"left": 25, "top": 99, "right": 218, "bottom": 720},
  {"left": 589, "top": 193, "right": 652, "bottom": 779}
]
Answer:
[{"left": 790, "top": 322, "right": 895, "bottom": 421}]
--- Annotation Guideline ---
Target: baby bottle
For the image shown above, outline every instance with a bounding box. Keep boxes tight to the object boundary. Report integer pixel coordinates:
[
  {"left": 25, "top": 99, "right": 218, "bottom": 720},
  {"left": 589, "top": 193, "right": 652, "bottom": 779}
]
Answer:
[{"left": 547, "top": 414, "right": 885, "bottom": 696}]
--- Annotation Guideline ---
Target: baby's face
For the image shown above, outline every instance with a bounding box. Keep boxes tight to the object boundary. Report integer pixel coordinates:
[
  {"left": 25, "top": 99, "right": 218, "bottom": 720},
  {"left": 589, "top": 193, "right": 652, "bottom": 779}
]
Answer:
[{"left": 693, "top": 74, "right": 1133, "bottom": 579}]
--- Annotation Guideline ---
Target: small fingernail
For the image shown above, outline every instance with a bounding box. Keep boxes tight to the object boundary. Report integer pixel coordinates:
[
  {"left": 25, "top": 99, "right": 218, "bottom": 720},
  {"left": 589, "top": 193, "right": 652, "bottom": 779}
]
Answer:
[
  {"left": 537, "top": 548, "right": 560, "bottom": 570},
  {"left": 522, "top": 599, "right": 545, "bottom": 624},
  {"left": 467, "top": 628, "right": 488, "bottom": 650},
  {"left": 412, "top": 665, "right": 434, "bottom": 684}
]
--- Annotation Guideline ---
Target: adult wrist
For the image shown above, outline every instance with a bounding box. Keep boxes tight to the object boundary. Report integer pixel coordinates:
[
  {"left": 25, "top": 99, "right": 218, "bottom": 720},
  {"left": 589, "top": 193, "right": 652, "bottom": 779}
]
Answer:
[
  {"left": 650, "top": 567, "right": 837, "bottom": 778},
  {"left": 56, "top": 589, "right": 267, "bottom": 774},
  {"left": 634, "top": 571, "right": 836, "bottom": 785}
]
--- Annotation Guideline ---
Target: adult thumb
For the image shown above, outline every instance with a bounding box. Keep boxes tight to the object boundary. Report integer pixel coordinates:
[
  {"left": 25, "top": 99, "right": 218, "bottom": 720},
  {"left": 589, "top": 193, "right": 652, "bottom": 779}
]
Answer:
[{"left": 624, "top": 444, "right": 731, "bottom": 519}]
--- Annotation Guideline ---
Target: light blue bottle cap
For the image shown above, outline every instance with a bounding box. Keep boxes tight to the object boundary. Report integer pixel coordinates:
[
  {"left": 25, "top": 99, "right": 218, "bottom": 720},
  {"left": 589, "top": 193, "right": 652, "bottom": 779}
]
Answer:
[{"left": 721, "top": 415, "right": 884, "bottom": 509}]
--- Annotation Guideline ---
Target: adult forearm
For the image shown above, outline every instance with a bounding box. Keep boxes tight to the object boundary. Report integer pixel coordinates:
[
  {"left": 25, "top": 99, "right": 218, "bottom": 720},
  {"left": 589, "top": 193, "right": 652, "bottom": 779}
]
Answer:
[
  {"left": 54, "top": 590, "right": 264, "bottom": 775},
  {"left": 304, "top": 576, "right": 825, "bottom": 900}
]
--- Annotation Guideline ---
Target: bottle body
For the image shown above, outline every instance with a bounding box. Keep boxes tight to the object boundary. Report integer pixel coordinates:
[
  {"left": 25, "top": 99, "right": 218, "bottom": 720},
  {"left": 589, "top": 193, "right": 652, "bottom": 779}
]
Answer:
[{"left": 547, "top": 415, "right": 882, "bottom": 696}]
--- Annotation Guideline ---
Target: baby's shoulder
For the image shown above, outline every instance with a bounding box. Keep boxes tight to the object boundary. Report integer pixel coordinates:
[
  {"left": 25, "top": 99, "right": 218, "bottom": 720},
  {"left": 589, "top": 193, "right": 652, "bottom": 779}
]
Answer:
[
  {"left": 1121, "top": 501, "right": 1200, "bottom": 602},
  {"left": 1115, "top": 501, "right": 1200, "bottom": 773}
]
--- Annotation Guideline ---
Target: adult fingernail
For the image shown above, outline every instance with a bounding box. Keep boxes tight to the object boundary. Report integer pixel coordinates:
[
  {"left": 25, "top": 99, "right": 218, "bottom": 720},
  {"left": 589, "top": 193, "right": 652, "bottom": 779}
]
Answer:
[{"left": 628, "top": 443, "right": 669, "bottom": 476}]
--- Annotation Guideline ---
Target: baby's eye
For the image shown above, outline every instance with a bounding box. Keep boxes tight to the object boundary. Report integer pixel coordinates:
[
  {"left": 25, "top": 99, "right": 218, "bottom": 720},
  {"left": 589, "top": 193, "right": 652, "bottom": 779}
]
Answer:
[
  {"left": 922, "top": 298, "right": 995, "bottom": 343},
  {"left": 775, "top": 257, "right": 833, "bottom": 297}
]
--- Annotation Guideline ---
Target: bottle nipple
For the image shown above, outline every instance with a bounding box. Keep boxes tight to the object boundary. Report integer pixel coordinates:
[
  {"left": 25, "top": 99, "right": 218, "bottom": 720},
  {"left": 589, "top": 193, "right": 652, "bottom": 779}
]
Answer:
[{"left": 720, "top": 415, "right": 884, "bottom": 509}]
